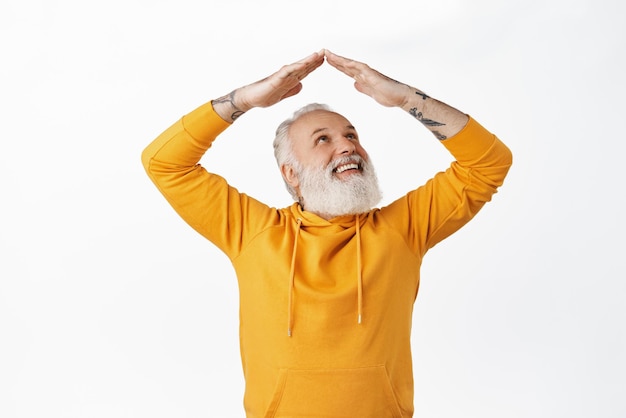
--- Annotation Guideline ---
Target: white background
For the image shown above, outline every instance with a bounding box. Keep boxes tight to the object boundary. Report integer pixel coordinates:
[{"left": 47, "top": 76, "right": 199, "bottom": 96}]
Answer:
[{"left": 1, "top": 0, "right": 624, "bottom": 416}]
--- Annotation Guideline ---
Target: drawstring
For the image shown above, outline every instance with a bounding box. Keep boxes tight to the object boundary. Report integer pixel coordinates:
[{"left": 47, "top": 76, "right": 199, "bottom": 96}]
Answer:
[
  {"left": 287, "top": 218, "right": 302, "bottom": 337},
  {"left": 356, "top": 215, "right": 363, "bottom": 325}
]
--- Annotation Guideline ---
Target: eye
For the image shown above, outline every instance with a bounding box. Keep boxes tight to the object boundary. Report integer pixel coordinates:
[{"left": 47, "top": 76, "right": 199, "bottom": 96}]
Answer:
[
  {"left": 346, "top": 133, "right": 358, "bottom": 141},
  {"left": 316, "top": 135, "right": 329, "bottom": 144}
]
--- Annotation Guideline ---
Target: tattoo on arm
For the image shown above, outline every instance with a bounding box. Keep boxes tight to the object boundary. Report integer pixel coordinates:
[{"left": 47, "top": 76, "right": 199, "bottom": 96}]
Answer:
[
  {"left": 415, "top": 91, "right": 430, "bottom": 100},
  {"left": 409, "top": 108, "right": 445, "bottom": 126},
  {"left": 212, "top": 90, "right": 245, "bottom": 121},
  {"left": 409, "top": 108, "right": 447, "bottom": 140},
  {"left": 230, "top": 110, "right": 245, "bottom": 120}
]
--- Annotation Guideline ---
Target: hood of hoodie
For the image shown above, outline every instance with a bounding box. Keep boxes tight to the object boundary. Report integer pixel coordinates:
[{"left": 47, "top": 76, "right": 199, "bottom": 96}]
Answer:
[
  {"left": 288, "top": 201, "right": 371, "bottom": 229},
  {"left": 286, "top": 203, "right": 368, "bottom": 336}
]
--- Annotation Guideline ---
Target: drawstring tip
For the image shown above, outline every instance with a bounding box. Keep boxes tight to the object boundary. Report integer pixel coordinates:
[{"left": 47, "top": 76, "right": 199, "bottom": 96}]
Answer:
[
  {"left": 287, "top": 328, "right": 292, "bottom": 337},
  {"left": 357, "top": 314, "right": 362, "bottom": 324}
]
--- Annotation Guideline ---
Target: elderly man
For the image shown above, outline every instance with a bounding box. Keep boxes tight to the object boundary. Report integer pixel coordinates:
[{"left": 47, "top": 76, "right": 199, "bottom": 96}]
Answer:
[{"left": 142, "top": 50, "right": 512, "bottom": 418}]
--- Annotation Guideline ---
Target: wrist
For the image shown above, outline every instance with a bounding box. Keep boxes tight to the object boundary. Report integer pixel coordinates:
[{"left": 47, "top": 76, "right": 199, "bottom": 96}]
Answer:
[
  {"left": 400, "top": 87, "right": 430, "bottom": 113},
  {"left": 212, "top": 90, "right": 247, "bottom": 123}
]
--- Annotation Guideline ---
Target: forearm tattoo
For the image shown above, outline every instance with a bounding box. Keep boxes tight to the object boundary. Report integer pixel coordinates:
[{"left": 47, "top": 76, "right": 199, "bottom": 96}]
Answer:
[
  {"left": 212, "top": 90, "right": 245, "bottom": 121},
  {"left": 409, "top": 108, "right": 445, "bottom": 126},
  {"left": 409, "top": 107, "right": 447, "bottom": 140},
  {"left": 415, "top": 91, "right": 430, "bottom": 100}
]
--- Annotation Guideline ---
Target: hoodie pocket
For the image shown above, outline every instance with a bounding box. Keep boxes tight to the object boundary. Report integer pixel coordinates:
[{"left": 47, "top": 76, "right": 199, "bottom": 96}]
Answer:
[{"left": 264, "top": 365, "right": 403, "bottom": 418}]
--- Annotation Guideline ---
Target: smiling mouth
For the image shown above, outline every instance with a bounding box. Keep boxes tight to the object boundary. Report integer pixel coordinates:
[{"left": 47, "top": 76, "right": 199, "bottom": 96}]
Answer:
[{"left": 334, "top": 162, "right": 361, "bottom": 174}]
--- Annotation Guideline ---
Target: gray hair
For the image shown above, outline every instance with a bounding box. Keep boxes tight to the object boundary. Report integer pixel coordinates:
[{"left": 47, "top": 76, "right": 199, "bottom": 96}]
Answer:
[{"left": 273, "top": 103, "right": 334, "bottom": 200}]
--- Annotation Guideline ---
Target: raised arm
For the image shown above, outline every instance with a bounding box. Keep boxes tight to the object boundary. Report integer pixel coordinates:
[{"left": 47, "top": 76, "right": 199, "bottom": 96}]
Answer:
[
  {"left": 325, "top": 49, "right": 512, "bottom": 252},
  {"left": 141, "top": 51, "right": 324, "bottom": 256},
  {"left": 324, "top": 49, "right": 468, "bottom": 140}
]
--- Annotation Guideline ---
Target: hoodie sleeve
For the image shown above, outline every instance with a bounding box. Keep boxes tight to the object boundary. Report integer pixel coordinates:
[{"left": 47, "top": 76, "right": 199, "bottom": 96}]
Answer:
[
  {"left": 380, "top": 116, "right": 513, "bottom": 256},
  {"left": 141, "top": 101, "right": 278, "bottom": 258}
]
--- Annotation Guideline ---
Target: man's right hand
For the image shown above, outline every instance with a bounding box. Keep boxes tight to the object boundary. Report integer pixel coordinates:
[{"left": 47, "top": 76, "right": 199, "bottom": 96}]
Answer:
[{"left": 212, "top": 51, "right": 325, "bottom": 123}]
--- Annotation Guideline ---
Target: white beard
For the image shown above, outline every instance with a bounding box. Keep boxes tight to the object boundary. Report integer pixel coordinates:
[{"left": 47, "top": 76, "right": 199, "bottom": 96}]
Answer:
[{"left": 296, "top": 155, "right": 383, "bottom": 219}]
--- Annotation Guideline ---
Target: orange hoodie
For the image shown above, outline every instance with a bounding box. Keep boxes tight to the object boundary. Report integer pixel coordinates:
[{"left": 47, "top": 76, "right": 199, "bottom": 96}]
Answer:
[{"left": 142, "top": 101, "right": 512, "bottom": 417}]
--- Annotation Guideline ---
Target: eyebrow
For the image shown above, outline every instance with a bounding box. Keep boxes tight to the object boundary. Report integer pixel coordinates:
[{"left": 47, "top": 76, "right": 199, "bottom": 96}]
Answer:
[{"left": 310, "top": 125, "right": 356, "bottom": 137}]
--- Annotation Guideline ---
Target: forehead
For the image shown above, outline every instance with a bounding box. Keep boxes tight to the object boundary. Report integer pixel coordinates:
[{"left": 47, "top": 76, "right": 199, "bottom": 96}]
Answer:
[{"left": 289, "top": 110, "right": 354, "bottom": 139}]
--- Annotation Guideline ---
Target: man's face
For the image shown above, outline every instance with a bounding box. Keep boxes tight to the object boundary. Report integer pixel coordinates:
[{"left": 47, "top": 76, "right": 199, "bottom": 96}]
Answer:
[
  {"left": 282, "top": 110, "right": 382, "bottom": 218},
  {"left": 285, "top": 110, "right": 370, "bottom": 188}
]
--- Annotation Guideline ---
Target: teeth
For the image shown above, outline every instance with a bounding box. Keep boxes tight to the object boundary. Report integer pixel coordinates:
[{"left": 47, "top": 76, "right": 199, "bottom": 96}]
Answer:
[{"left": 335, "top": 163, "right": 359, "bottom": 173}]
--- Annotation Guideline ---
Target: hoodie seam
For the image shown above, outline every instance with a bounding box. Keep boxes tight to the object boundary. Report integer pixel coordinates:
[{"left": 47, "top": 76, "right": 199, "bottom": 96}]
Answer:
[{"left": 230, "top": 212, "right": 290, "bottom": 263}]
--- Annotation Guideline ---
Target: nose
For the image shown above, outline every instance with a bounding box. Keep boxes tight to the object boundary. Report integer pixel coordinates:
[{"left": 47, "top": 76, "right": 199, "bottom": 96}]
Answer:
[{"left": 337, "top": 137, "right": 357, "bottom": 155}]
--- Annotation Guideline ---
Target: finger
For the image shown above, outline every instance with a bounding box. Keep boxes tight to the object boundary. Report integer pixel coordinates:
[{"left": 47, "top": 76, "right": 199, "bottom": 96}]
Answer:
[
  {"left": 291, "top": 51, "right": 325, "bottom": 75},
  {"left": 298, "top": 58, "right": 324, "bottom": 79},
  {"left": 325, "top": 50, "right": 362, "bottom": 78},
  {"left": 278, "top": 52, "right": 324, "bottom": 81},
  {"left": 298, "top": 51, "right": 325, "bottom": 73},
  {"left": 324, "top": 49, "right": 354, "bottom": 68},
  {"left": 325, "top": 49, "right": 345, "bottom": 62}
]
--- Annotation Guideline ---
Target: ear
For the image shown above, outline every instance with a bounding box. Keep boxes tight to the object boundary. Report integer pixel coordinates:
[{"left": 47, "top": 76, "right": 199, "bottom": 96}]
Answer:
[{"left": 281, "top": 164, "right": 300, "bottom": 190}]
